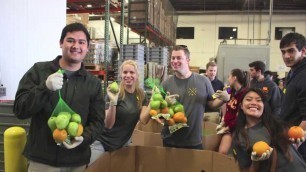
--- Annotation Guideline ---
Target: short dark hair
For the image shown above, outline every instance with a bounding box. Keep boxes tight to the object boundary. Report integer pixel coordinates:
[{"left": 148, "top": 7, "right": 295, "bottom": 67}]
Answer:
[
  {"left": 280, "top": 32, "right": 306, "bottom": 51},
  {"left": 264, "top": 70, "right": 273, "bottom": 77},
  {"left": 206, "top": 61, "right": 217, "bottom": 69},
  {"left": 60, "top": 23, "right": 90, "bottom": 46},
  {"left": 172, "top": 45, "right": 190, "bottom": 58},
  {"left": 249, "top": 61, "right": 266, "bottom": 74}
]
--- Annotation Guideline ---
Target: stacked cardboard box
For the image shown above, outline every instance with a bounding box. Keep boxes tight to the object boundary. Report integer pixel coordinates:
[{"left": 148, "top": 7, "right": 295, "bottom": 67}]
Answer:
[{"left": 129, "top": 0, "right": 154, "bottom": 25}]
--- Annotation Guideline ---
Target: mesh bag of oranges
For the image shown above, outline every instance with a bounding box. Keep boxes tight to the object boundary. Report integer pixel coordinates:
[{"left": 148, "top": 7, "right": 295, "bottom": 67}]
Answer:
[
  {"left": 149, "top": 86, "right": 188, "bottom": 133},
  {"left": 47, "top": 69, "right": 83, "bottom": 146}
]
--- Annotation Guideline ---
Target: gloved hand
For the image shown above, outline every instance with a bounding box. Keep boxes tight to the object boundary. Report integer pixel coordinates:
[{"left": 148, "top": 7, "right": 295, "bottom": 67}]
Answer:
[
  {"left": 289, "top": 137, "right": 305, "bottom": 145},
  {"left": 165, "top": 92, "right": 179, "bottom": 105},
  {"left": 216, "top": 126, "right": 229, "bottom": 135},
  {"left": 214, "top": 90, "right": 230, "bottom": 102},
  {"left": 63, "top": 136, "right": 84, "bottom": 149},
  {"left": 107, "top": 85, "right": 120, "bottom": 106},
  {"left": 46, "top": 72, "right": 63, "bottom": 91},
  {"left": 251, "top": 147, "right": 273, "bottom": 161},
  {"left": 216, "top": 121, "right": 225, "bottom": 131}
]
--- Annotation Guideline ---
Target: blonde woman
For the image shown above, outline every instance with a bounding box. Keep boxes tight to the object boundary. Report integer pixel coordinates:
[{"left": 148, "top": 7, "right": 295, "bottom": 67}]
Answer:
[{"left": 89, "top": 60, "right": 151, "bottom": 165}]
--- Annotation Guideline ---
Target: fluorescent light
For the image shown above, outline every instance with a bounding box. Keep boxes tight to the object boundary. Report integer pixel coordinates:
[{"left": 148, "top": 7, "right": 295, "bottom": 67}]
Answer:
[{"left": 86, "top": 4, "right": 92, "bottom": 8}]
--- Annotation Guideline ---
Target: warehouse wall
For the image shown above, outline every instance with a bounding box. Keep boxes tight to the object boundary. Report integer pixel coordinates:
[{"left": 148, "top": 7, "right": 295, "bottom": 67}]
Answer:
[
  {"left": 0, "top": 0, "right": 66, "bottom": 100},
  {"left": 176, "top": 14, "right": 306, "bottom": 78}
]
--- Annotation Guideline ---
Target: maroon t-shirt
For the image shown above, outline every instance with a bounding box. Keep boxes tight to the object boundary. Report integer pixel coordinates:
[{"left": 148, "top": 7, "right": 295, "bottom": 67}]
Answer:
[{"left": 224, "top": 88, "right": 247, "bottom": 132}]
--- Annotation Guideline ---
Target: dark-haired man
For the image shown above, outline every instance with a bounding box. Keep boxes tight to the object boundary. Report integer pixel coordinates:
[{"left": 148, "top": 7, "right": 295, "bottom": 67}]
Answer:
[
  {"left": 249, "top": 60, "right": 282, "bottom": 116},
  {"left": 14, "top": 23, "right": 105, "bottom": 171},
  {"left": 279, "top": 32, "right": 306, "bottom": 162}
]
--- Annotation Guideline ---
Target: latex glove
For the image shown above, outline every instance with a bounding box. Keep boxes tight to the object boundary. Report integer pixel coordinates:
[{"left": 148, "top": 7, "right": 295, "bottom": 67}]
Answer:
[
  {"left": 46, "top": 72, "right": 63, "bottom": 91},
  {"left": 63, "top": 136, "right": 84, "bottom": 149},
  {"left": 289, "top": 137, "right": 305, "bottom": 145},
  {"left": 165, "top": 92, "right": 179, "bottom": 105},
  {"left": 107, "top": 85, "right": 120, "bottom": 106},
  {"left": 216, "top": 121, "right": 225, "bottom": 131},
  {"left": 214, "top": 90, "right": 230, "bottom": 102},
  {"left": 216, "top": 126, "right": 229, "bottom": 135},
  {"left": 251, "top": 147, "right": 273, "bottom": 161}
]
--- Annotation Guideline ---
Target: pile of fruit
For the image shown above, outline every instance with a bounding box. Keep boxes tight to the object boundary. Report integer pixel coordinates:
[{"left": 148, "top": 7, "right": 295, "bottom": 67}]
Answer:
[
  {"left": 149, "top": 89, "right": 188, "bottom": 133},
  {"left": 48, "top": 112, "right": 83, "bottom": 144}
]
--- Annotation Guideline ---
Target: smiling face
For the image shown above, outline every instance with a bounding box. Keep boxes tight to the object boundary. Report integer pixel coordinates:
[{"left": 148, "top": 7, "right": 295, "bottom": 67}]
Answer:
[
  {"left": 60, "top": 31, "right": 89, "bottom": 68},
  {"left": 171, "top": 50, "right": 190, "bottom": 75},
  {"left": 121, "top": 64, "right": 138, "bottom": 87},
  {"left": 281, "top": 43, "right": 306, "bottom": 69},
  {"left": 241, "top": 91, "right": 264, "bottom": 119}
]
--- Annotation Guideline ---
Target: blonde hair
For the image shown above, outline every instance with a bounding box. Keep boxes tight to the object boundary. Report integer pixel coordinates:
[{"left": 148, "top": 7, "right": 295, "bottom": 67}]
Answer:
[{"left": 118, "top": 60, "right": 145, "bottom": 109}]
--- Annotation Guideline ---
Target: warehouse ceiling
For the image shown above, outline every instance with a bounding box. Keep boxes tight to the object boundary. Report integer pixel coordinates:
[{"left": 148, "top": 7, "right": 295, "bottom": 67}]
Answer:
[{"left": 67, "top": 0, "right": 306, "bottom": 15}]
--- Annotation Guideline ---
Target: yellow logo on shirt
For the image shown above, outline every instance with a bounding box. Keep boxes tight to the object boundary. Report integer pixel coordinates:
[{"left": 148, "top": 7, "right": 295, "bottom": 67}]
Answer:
[{"left": 188, "top": 87, "right": 197, "bottom": 96}]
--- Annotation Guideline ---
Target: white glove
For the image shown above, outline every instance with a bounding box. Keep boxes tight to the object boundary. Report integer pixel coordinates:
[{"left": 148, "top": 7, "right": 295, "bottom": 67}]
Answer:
[
  {"left": 107, "top": 85, "right": 120, "bottom": 106},
  {"left": 216, "top": 126, "right": 229, "bottom": 135},
  {"left": 289, "top": 137, "right": 305, "bottom": 145},
  {"left": 63, "top": 136, "right": 84, "bottom": 149},
  {"left": 216, "top": 121, "right": 225, "bottom": 131},
  {"left": 251, "top": 147, "right": 273, "bottom": 161},
  {"left": 214, "top": 90, "right": 230, "bottom": 102},
  {"left": 46, "top": 72, "right": 63, "bottom": 91},
  {"left": 165, "top": 92, "right": 179, "bottom": 105}
]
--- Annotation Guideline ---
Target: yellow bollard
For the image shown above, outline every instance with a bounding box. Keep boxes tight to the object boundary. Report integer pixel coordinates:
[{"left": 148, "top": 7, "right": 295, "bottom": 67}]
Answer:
[{"left": 4, "top": 127, "right": 27, "bottom": 172}]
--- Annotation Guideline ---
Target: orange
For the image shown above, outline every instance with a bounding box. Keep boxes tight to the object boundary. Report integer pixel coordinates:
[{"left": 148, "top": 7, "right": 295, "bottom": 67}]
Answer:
[
  {"left": 53, "top": 128, "right": 68, "bottom": 143},
  {"left": 76, "top": 124, "right": 83, "bottom": 136},
  {"left": 166, "top": 118, "right": 175, "bottom": 126},
  {"left": 252, "top": 141, "right": 270, "bottom": 156},
  {"left": 160, "top": 107, "right": 169, "bottom": 114},
  {"left": 173, "top": 112, "right": 185, "bottom": 123},
  {"left": 182, "top": 116, "right": 187, "bottom": 123},
  {"left": 149, "top": 109, "right": 158, "bottom": 117},
  {"left": 288, "top": 126, "right": 304, "bottom": 139}
]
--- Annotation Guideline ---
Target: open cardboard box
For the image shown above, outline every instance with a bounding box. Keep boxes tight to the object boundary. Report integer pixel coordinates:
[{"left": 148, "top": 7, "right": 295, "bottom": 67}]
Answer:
[
  {"left": 131, "top": 120, "right": 222, "bottom": 151},
  {"left": 131, "top": 120, "right": 163, "bottom": 147},
  {"left": 86, "top": 146, "right": 239, "bottom": 172}
]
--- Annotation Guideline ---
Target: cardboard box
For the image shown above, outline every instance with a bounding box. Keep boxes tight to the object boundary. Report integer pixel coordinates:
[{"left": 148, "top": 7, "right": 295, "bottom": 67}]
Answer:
[
  {"left": 132, "top": 120, "right": 222, "bottom": 151},
  {"left": 86, "top": 146, "right": 239, "bottom": 172},
  {"left": 131, "top": 120, "right": 163, "bottom": 147},
  {"left": 202, "top": 122, "right": 222, "bottom": 151}
]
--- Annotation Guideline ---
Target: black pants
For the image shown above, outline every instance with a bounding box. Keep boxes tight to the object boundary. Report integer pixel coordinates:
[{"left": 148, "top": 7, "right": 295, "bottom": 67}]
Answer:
[
  {"left": 163, "top": 142, "right": 203, "bottom": 150},
  {"left": 298, "top": 141, "right": 306, "bottom": 162}
]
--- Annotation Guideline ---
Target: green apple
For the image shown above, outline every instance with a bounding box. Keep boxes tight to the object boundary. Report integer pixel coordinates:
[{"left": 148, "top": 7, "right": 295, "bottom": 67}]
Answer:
[
  {"left": 152, "top": 93, "right": 163, "bottom": 101},
  {"left": 47, "top": 117, "right": 57, "bottom": 132},
  {"left": 67, "top": 122, "right": 79, "bottom": 137},
  {"left": 160, "top": 99, "right": 168, "bottom": 108},
  {"left": 174, "top": 104, "right": 184, "bottom": 113},
  {"left": 150, "top": 100, "right": 161, "bottom": 110},
  {"left": 71, "top": 113, "right": 82, "bottom": 124},
  {"left": 58, "top": 112, "right": 71, "bottom": 121},
  {"left": 55, "top": 114, "right": 69, "bottom": 130},
  {"left": 110, "top": 82, "right": 119, "bottom": 93}
]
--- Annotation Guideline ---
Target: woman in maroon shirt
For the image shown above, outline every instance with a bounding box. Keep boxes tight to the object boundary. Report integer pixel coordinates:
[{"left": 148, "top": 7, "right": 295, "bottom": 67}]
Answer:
[{"left": 217, "top": 68, "right": 250, "bottom": 154}]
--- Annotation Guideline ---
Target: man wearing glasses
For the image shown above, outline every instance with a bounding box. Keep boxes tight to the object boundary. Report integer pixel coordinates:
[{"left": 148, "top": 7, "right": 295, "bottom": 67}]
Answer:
[{"left": 161, "top": 45, "right": 230, "bottom": 149}]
